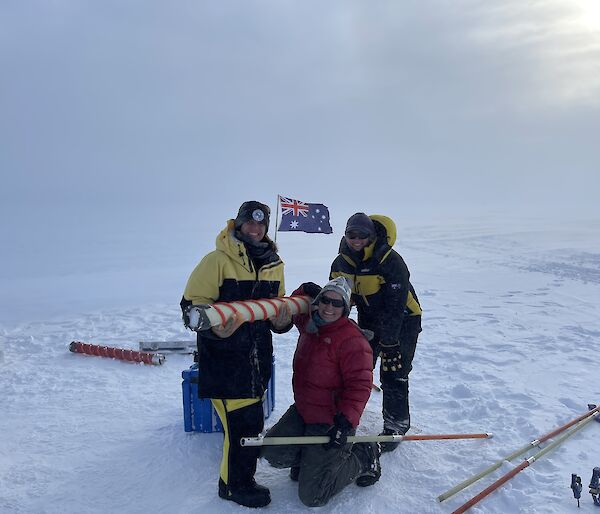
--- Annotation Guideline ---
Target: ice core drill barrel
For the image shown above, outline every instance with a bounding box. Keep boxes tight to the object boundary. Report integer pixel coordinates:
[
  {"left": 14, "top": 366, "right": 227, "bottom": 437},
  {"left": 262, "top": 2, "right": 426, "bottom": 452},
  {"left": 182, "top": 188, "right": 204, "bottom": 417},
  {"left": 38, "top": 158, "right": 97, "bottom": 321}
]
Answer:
[
  {"left": 69, "top": 341, "right": 165, "bottom": 365},
  {"left": 184, "top": 295, "right": 312, "bottom": 332}
]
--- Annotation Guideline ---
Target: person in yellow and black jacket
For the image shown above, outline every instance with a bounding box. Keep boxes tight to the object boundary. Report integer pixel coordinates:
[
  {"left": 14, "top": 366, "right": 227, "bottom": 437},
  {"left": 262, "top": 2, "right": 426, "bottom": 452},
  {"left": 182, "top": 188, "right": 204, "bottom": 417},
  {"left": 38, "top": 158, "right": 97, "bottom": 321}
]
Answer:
[
  {"left": 330, "top": 212, "right": 422, "bottom": 452},
  {"left": 180, "top": 201, "right": 292, "bottom": 508}
]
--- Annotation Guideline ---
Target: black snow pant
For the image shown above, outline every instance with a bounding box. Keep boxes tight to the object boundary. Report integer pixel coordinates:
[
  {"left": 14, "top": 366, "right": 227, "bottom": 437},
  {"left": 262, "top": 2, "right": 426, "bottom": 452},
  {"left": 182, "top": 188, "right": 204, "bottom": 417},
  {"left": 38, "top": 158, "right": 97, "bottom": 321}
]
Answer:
[
  {"left": 211, "top": 398, "right": 264, "bottom": 489},
  {"left": 260, "top": 404, "right": 362, "bottom": 507},
  {"left": 372, "top": 315, "right": 422, "bottom": 434}
]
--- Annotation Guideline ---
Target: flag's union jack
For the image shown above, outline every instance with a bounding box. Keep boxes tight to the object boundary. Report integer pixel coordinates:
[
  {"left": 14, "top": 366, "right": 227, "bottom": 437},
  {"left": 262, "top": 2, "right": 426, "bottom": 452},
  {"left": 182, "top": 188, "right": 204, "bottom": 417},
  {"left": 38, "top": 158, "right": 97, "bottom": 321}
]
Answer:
[
  {"left": 277, "top": 195, "right": 333, "bottom": 234},
  {"left": 279, "top": 197, "right": 309, "bottom": 217}
]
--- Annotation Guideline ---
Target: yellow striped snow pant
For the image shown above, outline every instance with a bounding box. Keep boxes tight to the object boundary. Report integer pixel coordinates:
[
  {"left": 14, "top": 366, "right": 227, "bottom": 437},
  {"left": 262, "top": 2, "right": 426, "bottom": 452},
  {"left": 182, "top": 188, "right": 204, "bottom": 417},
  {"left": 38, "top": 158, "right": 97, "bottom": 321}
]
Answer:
[{"left": 211, "top": 397, "right": 264, "bottom": 487}]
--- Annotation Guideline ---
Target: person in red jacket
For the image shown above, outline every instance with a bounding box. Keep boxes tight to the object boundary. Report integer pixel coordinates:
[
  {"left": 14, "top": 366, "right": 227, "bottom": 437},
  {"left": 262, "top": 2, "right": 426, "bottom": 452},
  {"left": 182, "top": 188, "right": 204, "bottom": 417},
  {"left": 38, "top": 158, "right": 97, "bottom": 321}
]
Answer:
[{"left": 261, "top": 277, "right": 381, "bottom": 507}]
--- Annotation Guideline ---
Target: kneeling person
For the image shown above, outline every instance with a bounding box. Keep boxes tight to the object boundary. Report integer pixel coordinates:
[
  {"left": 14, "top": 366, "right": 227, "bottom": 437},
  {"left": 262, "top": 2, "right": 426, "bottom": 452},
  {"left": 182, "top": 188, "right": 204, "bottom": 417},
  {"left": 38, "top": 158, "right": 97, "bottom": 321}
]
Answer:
[{"left": 261, "top": 277, "right": 381, "bottom": 507}]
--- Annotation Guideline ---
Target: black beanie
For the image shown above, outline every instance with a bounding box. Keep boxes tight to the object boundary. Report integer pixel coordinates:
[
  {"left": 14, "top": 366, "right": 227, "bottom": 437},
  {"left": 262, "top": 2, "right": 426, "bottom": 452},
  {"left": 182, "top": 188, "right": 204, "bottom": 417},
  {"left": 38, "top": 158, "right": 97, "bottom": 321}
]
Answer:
[
  {"left": 345, "top": 213, "right": 375, "bottom": 237},
  {"left": 234, "top": 201, "right": 271, "bottom": 231}
]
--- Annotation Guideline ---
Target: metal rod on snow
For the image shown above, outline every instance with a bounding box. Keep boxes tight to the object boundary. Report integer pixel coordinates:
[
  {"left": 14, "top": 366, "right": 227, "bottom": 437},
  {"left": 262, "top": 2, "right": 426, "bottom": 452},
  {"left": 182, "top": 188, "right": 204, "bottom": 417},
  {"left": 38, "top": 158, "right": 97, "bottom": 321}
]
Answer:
[
  {"left": 451, "top": 410, "right": 600, "bottom": 514},
  {"left": 69, "top": 341, "right": 165, "bottom": 365},
  {"left": 437, "top": 404, "right": 600, "bottom": 503},
  {"left": 185, "top": 295, "right": 311, "bottom": 332},
  {"left": 241, "top": 432, "right": 492, "bottom": 447}
]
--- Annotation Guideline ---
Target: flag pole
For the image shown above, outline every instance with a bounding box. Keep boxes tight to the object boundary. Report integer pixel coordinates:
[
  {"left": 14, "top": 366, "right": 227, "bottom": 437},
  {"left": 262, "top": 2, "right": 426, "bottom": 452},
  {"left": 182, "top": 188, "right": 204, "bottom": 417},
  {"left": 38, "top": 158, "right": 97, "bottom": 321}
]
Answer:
[{"left": 274, "top": 195, "right": 280, "bottom": 243}]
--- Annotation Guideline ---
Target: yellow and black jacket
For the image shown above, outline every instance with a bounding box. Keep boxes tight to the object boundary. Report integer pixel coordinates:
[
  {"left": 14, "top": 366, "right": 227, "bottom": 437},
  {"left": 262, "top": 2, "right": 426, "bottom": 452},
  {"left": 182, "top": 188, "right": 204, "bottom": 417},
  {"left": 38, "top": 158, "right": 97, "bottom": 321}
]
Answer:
[
  {"left": 180, "top": 220, "right": 287, "bottom": 399},
  {"left": 330, "top": 215, "right": 421, "bottom": 343}
]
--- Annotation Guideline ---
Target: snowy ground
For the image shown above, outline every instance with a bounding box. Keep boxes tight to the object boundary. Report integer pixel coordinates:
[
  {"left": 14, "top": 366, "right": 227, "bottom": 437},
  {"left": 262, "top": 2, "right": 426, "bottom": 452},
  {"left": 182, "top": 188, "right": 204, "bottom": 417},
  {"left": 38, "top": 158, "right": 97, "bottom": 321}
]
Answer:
[{"left": 1, "top": 218, "right": 600, "bottom": 513}]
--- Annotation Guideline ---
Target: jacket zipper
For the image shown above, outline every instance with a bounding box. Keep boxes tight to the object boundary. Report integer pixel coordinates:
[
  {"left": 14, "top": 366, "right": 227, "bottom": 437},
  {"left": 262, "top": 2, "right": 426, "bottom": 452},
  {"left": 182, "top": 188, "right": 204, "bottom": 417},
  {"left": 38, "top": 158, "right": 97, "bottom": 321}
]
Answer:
[
  {"left": 237, "top": 242, "right": 253, "bottom": 273},
  {"left": 250, "top": 259, "right": 261, "bottom": 396},
  {"left": 354, "top": 271, "right": 370, "bottom": 306}
]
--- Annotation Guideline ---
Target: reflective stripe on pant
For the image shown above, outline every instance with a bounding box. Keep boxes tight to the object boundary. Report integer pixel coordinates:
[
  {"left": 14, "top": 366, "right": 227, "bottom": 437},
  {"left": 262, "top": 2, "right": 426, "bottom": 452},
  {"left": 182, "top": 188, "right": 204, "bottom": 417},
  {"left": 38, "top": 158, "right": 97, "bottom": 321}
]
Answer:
[{"left": 211, "top": 397, "right": 264, "bottom": 487}]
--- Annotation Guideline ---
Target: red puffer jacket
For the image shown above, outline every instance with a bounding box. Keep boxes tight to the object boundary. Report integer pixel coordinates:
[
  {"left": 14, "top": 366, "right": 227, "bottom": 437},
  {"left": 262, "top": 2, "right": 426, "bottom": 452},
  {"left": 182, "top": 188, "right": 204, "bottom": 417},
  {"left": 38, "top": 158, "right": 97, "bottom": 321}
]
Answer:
[{"left": 291, "top": 312, "right": 373, "bottom": 427}]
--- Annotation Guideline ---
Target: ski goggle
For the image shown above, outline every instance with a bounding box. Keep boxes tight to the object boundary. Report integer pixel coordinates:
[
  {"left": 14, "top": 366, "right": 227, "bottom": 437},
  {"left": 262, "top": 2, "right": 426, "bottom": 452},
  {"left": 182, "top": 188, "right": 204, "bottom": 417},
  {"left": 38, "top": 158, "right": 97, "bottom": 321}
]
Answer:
[
  {"left": 319, "top": 295, "right": 345, "bottom": 308},
  {"left": 345, "top": 230, "right": 370, "bottom": 240}
]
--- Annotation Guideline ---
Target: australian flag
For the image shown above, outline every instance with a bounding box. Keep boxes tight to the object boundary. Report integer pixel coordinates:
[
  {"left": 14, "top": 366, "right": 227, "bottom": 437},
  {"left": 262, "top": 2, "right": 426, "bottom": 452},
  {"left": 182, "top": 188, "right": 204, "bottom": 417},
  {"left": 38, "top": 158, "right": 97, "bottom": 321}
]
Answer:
[{"left": 277, "top": 196, "right": 333, "bottom": 234}]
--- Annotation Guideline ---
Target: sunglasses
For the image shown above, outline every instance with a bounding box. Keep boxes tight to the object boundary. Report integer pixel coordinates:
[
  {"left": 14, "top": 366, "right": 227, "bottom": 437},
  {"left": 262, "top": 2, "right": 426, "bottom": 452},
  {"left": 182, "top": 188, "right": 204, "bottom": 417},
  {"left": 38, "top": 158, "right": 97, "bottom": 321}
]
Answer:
[
  {"left": 345, "top": 231, "right": 370, "bottom": 240},
  {"left": 319, "top": 295, "right": 345, "bottom": 308}
]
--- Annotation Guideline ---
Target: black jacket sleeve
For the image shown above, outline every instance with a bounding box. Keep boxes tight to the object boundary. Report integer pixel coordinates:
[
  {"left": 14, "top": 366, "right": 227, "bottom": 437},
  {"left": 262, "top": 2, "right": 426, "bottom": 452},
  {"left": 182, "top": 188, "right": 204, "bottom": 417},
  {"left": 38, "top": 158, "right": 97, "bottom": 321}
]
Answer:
[{"left": 375, "top": 252, "right": 410, "bottom": 342}]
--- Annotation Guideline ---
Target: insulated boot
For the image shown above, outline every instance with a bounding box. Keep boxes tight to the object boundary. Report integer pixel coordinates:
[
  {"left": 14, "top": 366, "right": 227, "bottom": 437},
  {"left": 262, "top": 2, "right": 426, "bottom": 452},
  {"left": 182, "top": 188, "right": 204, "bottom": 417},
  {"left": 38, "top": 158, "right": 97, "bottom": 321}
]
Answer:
[
  {"left": 218, "top": 478, "right": 271, "bottom": 508},
  {"left": 290, "top": 466, "right": 300, "bottom": 482},
  {"left": 381, "top": 375, "right": 410, "bottom": 448},
  {"left": 353, "top": 442, "right": 381, "bottom": 487},
  {"left": 379, "top": 427, "right": 407, "bottom": 453}
]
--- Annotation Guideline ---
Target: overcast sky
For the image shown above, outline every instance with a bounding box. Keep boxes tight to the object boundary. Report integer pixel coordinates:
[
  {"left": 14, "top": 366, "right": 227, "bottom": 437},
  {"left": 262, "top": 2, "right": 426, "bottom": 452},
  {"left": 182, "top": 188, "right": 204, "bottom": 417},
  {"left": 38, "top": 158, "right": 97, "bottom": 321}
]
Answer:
[{"left": 1, "top": 0, "right": 599, "bottom": 229}]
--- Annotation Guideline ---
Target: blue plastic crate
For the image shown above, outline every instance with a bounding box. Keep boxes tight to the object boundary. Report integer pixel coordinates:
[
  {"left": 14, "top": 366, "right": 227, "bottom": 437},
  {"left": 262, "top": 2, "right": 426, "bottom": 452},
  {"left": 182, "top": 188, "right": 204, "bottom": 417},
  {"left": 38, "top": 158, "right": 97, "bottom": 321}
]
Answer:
[{"left": 182, "top": 357, "right": 275, "bottom": 433}]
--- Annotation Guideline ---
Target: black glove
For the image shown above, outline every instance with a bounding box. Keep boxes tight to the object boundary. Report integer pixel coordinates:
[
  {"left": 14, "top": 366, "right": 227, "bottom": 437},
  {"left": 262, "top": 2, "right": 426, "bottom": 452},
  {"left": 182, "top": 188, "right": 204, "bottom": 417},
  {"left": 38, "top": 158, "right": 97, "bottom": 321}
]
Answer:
[
  {"left": 324, "top": 412, "right": 353, "bottom": 450},
  {"left": 300, "top": 282, "right": 322, "bottom": 299},
  {"left": 380, "top": 344, "right": 402, "bottom": 377}
]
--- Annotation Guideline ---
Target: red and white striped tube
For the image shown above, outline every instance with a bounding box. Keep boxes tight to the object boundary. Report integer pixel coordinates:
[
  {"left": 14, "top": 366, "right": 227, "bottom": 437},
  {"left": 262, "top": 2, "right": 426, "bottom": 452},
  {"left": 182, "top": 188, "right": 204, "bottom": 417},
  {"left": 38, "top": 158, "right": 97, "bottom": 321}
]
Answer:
[
  {"left": 186, "top": 295, "right": 312, "bottom": 331},
  {"left": 69, "top": 341, "right": 165, "bottom": 365}
]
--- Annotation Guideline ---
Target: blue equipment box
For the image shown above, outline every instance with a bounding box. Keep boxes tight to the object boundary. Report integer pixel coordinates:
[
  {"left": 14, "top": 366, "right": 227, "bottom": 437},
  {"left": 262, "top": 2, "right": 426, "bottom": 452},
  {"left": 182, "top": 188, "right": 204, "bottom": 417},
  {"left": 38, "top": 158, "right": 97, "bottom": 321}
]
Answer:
[{"left": 182, "top": 357, "right": 275, "bottom": 433}]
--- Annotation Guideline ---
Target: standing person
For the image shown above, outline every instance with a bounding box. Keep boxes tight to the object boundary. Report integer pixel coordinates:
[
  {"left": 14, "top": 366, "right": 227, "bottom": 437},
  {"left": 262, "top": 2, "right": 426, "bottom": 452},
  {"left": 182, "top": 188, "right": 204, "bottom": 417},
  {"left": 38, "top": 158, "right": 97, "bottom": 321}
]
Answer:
[
  {"left": 330, "top": 213, "right": 422, "bottom": 452},
  {"left": 261, "top": 277, "right": 381, "bottom": 508},
  {"left": 180, "top": 201, "right": 292, "bottom": 508}
]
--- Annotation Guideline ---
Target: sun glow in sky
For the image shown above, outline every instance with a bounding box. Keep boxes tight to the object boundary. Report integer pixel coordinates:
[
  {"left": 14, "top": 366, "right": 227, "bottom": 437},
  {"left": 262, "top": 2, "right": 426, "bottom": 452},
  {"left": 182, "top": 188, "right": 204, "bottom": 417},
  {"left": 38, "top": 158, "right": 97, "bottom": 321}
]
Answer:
[
  {"left": 1, "top": 0, "right": 599, "bottom": 221},
  {"left": 573, "top": 0, "right": 600, "bottom": 30}
]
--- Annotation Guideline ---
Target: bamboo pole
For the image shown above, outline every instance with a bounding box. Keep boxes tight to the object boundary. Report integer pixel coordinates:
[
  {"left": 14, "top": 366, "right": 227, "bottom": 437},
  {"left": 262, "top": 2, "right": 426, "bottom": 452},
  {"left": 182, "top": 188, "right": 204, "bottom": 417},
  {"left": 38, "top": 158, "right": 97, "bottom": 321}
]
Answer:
[
  {"left": 451, "top": 410, "right": 600, "bottom": 514},
  {"left": 241, "top": 432, "right": 492, "bottom": 447},
  {"left": 437, "top": 404, "right": 600, "bottom": 502}
]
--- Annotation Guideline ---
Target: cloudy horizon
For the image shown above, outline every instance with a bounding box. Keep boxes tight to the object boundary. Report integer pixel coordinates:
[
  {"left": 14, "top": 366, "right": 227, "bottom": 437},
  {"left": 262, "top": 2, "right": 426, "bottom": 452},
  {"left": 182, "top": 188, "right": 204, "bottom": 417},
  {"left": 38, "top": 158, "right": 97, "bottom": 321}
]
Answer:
[{"left": 1, "top": 1, "right": 599, "bottom": 226}]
